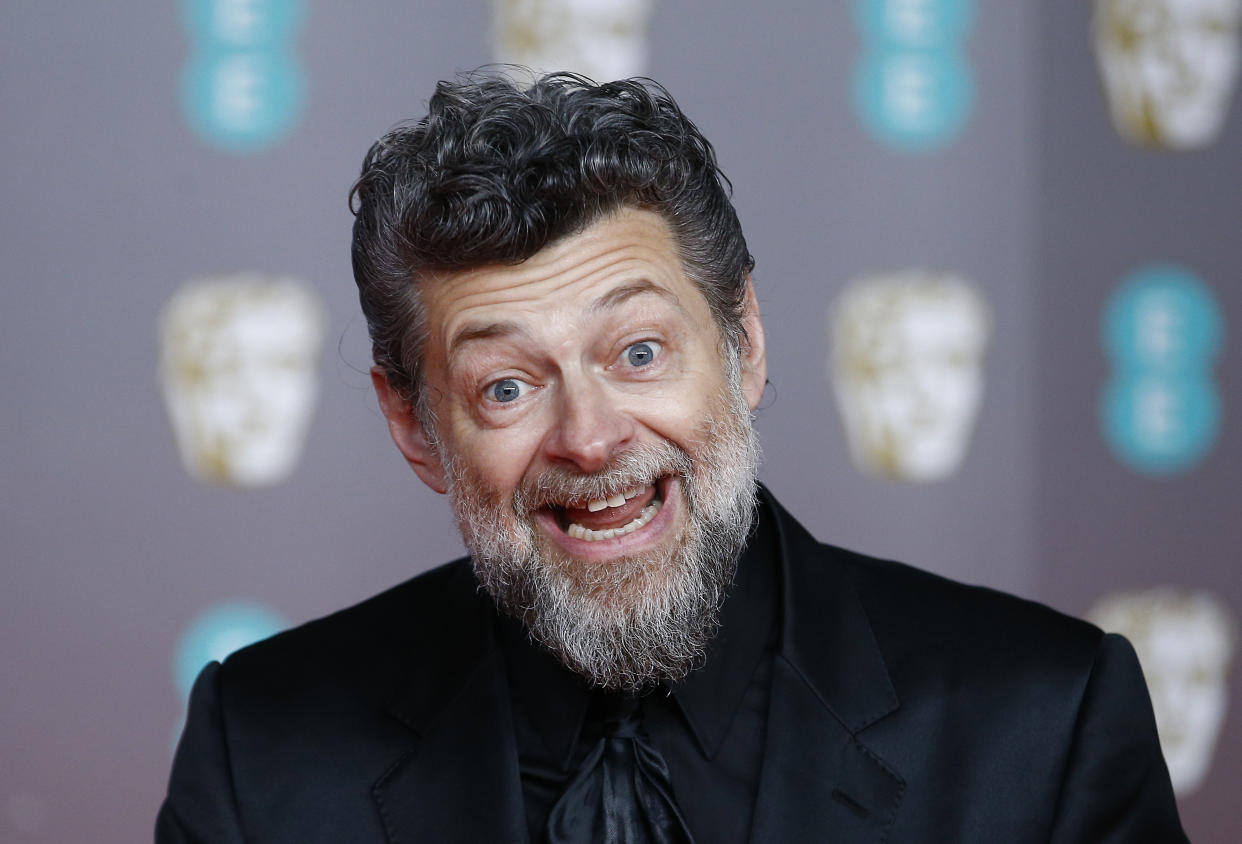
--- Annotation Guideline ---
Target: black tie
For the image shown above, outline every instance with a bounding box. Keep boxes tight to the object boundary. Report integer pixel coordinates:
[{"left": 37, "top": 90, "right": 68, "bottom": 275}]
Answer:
[{"left": 545, "top": 693, "right": 695, "bottom": 844}]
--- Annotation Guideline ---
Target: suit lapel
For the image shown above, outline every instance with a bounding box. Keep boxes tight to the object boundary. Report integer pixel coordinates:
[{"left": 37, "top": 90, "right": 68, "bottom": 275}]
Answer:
[
  {"left": 750, "top": 492, "right": 906, "bottom": 842},
  {"left": 372, "top": 562, "right": 526, "bottom": 843},
  {"left": 363, "top": 493, "right": 906, "bottom": 842},
  {"left": 751, "top": 658, "right": 905, "bottom": 841}
]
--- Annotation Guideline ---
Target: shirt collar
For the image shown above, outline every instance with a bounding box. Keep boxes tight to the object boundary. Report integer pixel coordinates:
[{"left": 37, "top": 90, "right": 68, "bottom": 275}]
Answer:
[
  {"left": 671, "top": 493, "right": 778, "bottom": 758},
  {"left": 497, "top": 611, "right": 595, "bottom": 770},
  {"left": 497, "top": 490, "right": 780, "bottom": 768}
]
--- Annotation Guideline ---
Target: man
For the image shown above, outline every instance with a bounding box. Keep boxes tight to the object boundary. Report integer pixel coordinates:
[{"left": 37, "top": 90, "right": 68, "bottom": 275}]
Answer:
[{"left": 158, "top": 72, "right": 1185, "bottom": 842}]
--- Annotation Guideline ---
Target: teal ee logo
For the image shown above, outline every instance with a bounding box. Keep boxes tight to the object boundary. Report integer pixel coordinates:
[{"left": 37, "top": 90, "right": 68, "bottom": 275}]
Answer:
[
  {"left": 173, "top": 601, "right": 288, "bottom": 699},
  {"left": 853, "top": 51, "right": 974, "bottom": 151},
  {"left": 854, "top": 0, "right": 973, "bottom": 48},
  {"left": 1101, "top": 264, "right": 1224, "bottom": 476},
  {"left": 852, "top": 0, "right": 976, "bottom": 151},
  {"left": 181, "top": 48, "right": 306, "bottom": 153},
  {"left": 180, "top": 0, "right": 307, "bottom": 153},
  {"left": 181, "top": 0, "right": 304, "bottom": 48}
]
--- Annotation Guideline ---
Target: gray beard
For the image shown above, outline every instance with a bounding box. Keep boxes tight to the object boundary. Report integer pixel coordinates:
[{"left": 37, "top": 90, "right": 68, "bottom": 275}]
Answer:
[{"left": 440, "top": 375, "right": 760, "bottom": 693}]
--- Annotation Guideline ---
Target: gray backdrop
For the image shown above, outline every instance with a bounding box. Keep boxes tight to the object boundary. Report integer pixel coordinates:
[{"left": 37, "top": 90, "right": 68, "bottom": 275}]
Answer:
[{"left": 1, "top": 1, "right": 1236, "bottom": 840}]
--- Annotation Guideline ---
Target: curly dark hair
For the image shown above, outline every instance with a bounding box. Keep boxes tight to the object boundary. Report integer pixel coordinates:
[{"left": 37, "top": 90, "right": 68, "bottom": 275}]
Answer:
[{"left": 349, "top": 70, "right": 755, "bottom": 422}]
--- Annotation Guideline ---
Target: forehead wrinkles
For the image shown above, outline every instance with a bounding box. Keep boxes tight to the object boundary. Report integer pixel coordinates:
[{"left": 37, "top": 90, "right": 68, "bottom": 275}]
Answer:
[
  {"left": 437, "top": 244, "right": 680, "bottom": 334},
  {"left": 424, "top": 211, "right": 689, "bottom": 345}
]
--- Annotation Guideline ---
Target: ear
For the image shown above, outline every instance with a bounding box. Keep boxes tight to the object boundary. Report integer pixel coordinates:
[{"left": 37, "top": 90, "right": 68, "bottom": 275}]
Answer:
[
  {"left": 371, "top": 367, "right": 449, "bottom": 494},
  {"left": 738, "top": 278, "right": 768, "bottom": 411}
]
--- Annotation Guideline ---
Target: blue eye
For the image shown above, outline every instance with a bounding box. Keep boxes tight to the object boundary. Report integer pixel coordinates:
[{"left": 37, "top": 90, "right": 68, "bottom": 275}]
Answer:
[
  {"left": 625, "top": 341, "right": 659, "bottom": 367},
  {"left": 490, "top": 378, "right": 526, "bottom": 403}
]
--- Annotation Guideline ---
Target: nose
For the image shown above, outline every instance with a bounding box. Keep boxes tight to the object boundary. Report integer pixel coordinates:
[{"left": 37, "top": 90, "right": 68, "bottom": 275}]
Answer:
[{"left": 543, "top": 376, "right": 636, "bottom": 473}]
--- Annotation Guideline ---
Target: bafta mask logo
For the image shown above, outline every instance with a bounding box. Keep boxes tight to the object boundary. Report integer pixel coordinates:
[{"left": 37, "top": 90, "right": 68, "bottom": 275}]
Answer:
[
  {"left": 159, "top": 273, "right": 325, "bottom": 488},
  {"left": 492, "top": 0, "right": 655, "bottom": 82},
  {"left": 1093, "top": 0, "right": 1242, "bottom": 149},
  {"left": 829, "top": 271, "right": 990, "bottom": 482},
  {"left": 1088, "top": 588, "right": 1237, "bottom": 795}
]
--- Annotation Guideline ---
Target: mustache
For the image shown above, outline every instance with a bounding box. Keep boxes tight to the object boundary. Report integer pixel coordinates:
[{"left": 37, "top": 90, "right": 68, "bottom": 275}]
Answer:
[{"left": 514, "top": 441, "right": 693, "bottom": 513}]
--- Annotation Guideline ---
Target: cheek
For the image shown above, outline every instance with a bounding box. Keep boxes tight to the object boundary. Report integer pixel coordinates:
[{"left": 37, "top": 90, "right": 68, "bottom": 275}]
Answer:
[
  {"left": 630, "top": 383, "right": 724, "bottom": 449},
  {"left": 452, "top": 430, "right": 535, "bottom": 490},
  {"left": 446, "top": 407, "right": 549, "bottom": 491}
]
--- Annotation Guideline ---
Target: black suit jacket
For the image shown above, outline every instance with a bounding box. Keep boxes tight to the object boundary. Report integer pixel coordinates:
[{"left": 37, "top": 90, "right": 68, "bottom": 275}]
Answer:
[{"left": 157, "top": 492, "right": 1185, "bottom": 842}]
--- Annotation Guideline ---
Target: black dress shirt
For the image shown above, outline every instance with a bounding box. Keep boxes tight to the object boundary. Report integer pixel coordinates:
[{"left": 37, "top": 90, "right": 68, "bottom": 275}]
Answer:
[
  {"left": 498, "top": 500, "right": 780, "bottom": 844},
  {"left": 159, "top": 487, "right": 1186, "bottom": 843}
]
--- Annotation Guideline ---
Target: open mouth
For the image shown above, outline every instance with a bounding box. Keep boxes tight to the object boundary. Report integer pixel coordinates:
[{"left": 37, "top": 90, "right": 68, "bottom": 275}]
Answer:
[{"left": 543, "top": 477, "right": 668, "bottom": 543}]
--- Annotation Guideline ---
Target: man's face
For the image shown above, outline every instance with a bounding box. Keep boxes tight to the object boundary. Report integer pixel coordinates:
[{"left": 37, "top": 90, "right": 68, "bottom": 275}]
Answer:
[{"left": 378, "top": 207, "right": 766, "bottom": 690}]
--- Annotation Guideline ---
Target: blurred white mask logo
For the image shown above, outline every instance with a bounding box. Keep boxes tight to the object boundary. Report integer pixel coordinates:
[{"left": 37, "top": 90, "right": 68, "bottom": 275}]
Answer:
[
  {"left": 1088, "top": 587, "right": 1236, "bottom": 795},
  {"left": 1093, "top": 0, "right": 1242, "bottom": 149},
  {"left": 493, "top": 0, "right": 655, "bottom": 82},
  {"left": 159, "top": 273, "right": 325, "bottom": 487},
  {"left": 829, "top": 271, "right": 990, "bottom": 482}
]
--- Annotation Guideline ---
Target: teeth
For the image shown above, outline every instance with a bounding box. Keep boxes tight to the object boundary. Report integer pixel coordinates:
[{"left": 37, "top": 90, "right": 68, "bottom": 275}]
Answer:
[
  {"left": 585, "top": 486, "right": 647, "bottom": 512},
  {"left": 566, "top": 500, "right": 661, "bottom": 543}
]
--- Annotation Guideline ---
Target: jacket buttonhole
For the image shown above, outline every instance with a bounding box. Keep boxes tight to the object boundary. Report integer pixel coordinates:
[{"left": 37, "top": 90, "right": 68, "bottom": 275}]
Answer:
[{"left": 831, "top": 787, "right": 870, "bottom": 819}]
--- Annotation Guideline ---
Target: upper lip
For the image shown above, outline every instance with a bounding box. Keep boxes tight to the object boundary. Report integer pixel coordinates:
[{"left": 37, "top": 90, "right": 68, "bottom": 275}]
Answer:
[{"left": 538, "top": 480, "right": 659, "bottom": 511}]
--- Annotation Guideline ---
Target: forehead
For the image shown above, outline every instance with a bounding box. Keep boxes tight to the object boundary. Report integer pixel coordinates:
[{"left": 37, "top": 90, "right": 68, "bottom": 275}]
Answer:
[{"left": 420, "top": 208, "right": 710, "bottom": 350}]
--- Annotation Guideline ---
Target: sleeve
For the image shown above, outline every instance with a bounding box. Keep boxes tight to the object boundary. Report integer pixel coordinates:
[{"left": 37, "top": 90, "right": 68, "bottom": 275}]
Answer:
[
  {"left": 1048, "top": 633, "right": 1188, "bottom": 844},
  {"left": 155, "top": 662, "right": 247, "bottom": 844}
]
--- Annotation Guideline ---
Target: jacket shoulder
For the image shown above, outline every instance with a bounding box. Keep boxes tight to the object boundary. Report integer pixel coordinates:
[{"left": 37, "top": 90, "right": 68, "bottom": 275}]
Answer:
[
  {"left": 219, "top": 557, "right": 482, "bottom": 702},
  {"left": 824, "top": 543, "right": 1106, "bottom": 691}
]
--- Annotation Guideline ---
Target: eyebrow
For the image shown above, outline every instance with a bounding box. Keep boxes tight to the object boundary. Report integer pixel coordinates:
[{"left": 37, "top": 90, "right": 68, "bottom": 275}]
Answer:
[
  {"left": 447, "top": 280, "right": 685, "bottom": 360},
  {"left": 588, "top": 279, "right": 683, "bottom": 315},
  {"left": 448, "top": 320, "right": 529, "bottom": 360}
]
